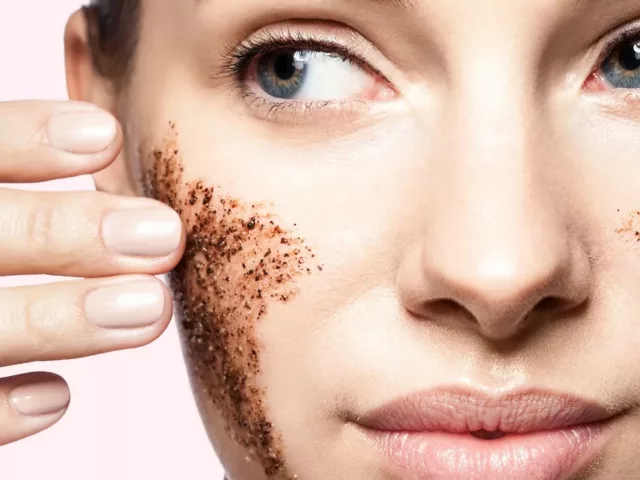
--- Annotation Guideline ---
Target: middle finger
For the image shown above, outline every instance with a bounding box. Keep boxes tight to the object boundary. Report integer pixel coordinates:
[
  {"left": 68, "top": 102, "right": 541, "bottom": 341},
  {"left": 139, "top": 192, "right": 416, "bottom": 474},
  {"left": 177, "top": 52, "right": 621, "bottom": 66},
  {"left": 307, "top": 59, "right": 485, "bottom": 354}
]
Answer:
[{"left": 0, "top": 188, "right": 185, "bottom": 277}]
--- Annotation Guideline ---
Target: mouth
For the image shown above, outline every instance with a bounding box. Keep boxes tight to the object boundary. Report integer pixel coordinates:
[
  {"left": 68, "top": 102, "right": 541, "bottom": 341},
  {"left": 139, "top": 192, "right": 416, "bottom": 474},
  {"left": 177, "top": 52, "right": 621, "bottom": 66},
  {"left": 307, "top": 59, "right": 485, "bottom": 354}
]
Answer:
[{"left": 353, "top": 386, "right": 619, "bottom": 480}]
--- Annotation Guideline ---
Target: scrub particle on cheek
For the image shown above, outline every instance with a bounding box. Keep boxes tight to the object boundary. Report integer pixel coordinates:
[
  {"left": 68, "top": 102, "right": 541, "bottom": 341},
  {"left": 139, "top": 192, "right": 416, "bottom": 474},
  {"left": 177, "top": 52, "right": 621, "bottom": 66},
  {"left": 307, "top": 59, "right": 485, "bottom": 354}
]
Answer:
[
  {"left": 140, "top": 123, "right": 321, "bottom": 479},
  {"left": 615, "top": 209, "right": 640, "bottom": 241}
]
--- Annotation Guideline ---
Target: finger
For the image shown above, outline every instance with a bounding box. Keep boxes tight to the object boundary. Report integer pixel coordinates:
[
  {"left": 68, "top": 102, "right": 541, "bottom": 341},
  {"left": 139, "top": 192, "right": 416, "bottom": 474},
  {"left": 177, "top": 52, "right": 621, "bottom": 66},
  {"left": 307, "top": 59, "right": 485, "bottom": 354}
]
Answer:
[
  {"left": 0, "top": 275, "right": 173, "bottom": 366},
  {"left": 0, "top": 372, "right": 70, "bottom": 446},
  {"left": 0, "top": 100, "right": 121, "bottom": 183},
  {"left": 0, "top": 189, "right": 185, "bottom": 277}
]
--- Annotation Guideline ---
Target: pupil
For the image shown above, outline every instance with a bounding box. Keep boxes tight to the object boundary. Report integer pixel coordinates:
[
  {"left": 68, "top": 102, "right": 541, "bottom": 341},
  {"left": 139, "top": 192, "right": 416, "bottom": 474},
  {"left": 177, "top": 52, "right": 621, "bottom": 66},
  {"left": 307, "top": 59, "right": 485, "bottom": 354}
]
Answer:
[
  {"left": 274, "top": 53, "right": 297, "bottom": 80},
  {"left": 618, "top": 42, "right": 640, "bottom": 71}
]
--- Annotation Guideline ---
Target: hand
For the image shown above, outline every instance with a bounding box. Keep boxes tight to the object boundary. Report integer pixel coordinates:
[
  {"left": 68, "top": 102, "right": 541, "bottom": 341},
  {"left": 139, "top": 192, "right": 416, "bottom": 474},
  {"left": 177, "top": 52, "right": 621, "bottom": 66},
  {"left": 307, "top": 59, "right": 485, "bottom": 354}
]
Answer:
[{"left": 0, "top": 100, "right": 185, "bottom": 445}]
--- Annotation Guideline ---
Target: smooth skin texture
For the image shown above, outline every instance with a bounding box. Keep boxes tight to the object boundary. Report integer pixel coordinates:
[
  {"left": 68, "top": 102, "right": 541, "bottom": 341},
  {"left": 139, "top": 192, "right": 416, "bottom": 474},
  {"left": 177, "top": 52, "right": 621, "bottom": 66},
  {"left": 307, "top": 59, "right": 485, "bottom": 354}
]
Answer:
[
  {"left": 0, "top": 99, "right": 186, "bottom": 445},
  {"left": 60, "top": 0, "right": 640, "bottom": 478}
]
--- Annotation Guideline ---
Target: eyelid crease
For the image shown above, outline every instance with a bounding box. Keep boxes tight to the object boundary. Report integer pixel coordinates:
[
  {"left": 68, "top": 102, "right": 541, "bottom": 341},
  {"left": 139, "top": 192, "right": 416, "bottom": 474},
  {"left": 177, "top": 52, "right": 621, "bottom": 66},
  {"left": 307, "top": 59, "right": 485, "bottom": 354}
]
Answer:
[{"left": 215, "top": 26, "right": 390, "bottom": 84}]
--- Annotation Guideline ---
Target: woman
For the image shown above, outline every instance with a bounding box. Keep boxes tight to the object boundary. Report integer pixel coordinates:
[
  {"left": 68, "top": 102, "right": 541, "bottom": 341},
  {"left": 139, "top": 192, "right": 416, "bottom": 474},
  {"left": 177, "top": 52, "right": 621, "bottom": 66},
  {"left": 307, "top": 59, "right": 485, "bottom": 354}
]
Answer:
[{"left": 2, "top": 0, "right": 640, "bottom": 478}]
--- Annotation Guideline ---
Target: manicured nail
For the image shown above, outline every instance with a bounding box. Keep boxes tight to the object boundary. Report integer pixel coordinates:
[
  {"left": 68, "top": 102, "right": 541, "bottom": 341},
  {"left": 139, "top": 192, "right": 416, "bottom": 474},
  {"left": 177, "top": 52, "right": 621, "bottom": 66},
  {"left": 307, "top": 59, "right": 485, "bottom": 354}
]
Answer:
[
  {"left": 102, "top": 207, "right": 182, "bottom": 257},
  {"left": 10, "top": 379, "right": 70, "bottom": 417},
  {"left": 47, "top": 110, "right": 117, "bottom": 154},
  {"left": 85, "top": 280, "right": 165, "bottom": 329}
]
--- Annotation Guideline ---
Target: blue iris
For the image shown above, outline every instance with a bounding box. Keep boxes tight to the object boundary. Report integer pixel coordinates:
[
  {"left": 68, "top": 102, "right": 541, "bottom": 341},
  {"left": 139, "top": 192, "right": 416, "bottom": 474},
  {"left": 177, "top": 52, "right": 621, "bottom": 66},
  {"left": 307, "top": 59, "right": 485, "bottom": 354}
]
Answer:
[
  {"left": 602, "top": 41, "right": 640, "bottom": 89},
  {"left": 257, "top": 51, "right": 308, "bottom": 99}
]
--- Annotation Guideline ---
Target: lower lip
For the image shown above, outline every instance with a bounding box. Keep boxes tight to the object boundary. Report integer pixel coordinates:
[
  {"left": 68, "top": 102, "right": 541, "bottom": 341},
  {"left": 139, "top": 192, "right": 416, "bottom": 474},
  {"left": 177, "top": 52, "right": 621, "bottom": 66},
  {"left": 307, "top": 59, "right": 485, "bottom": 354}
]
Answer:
[{"left": 364, "top": 423, "right": 609, "bottom": 480}]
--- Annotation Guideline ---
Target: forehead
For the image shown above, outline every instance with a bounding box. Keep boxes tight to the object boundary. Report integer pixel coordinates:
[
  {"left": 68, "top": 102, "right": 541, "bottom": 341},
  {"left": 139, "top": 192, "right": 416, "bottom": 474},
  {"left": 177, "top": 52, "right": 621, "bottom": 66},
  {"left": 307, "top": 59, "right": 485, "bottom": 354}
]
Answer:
[
  {"left": 135, "top": 0, "right": 640, "bottom": 70},
  {"left": 145, "top": 0, "right": 627, "bottom": 18},
  {"left": 140, "top": 0, "right": 640, "bottom": 41}
]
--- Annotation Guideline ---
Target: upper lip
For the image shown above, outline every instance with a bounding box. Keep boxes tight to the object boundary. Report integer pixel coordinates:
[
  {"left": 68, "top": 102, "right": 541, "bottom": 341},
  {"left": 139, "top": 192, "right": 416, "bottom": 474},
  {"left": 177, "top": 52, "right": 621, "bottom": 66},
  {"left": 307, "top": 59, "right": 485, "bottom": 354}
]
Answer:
[{"left": 355, "top": 387, "right": 616, "bottom": 434}]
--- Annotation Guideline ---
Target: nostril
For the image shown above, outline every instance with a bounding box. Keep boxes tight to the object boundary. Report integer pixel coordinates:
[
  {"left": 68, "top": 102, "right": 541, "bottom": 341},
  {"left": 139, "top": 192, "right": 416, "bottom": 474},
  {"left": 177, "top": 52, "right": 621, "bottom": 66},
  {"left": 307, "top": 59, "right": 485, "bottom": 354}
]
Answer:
[
  {"left": 536, "top": 296, "right": 565, "bottom": 312},
  {"left": 470, "top": 430, "right": 507, "bottom": 440},
  {"left": 423, "top": 298, "right": 475, "bottom": 322}
]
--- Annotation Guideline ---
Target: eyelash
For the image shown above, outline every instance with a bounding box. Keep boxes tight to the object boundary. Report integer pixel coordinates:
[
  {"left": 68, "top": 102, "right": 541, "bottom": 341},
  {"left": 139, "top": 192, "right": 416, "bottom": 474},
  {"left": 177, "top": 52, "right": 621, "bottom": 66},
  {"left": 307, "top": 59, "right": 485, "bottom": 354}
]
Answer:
[
  {"left": 217, "top": 29, "right": 390, "bottom": 120},
  {"left": 219, "top": 29, "right": 383, "bottom": 83},
  {"left": 596, "top": 22, "right": 640, "bottom": 69}
]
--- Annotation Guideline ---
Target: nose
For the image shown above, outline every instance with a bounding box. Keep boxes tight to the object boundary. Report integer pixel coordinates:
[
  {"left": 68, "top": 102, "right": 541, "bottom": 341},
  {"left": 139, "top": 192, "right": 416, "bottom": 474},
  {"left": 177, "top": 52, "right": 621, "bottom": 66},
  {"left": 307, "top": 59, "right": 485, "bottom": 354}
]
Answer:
[{"left": 397, "top": 95, "right": 591, "bottom": 342}]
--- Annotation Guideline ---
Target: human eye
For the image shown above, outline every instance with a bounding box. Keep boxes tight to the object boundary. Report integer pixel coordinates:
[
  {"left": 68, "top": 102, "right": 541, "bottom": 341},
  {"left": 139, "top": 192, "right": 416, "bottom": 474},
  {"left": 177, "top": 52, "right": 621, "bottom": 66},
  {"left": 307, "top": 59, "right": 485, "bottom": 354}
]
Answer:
[
  {"left": 585, "top": 22, "right": 640, "bottom": 99},
  {"left": 218, "top": 27, "right": 397, "bottom": 124}
]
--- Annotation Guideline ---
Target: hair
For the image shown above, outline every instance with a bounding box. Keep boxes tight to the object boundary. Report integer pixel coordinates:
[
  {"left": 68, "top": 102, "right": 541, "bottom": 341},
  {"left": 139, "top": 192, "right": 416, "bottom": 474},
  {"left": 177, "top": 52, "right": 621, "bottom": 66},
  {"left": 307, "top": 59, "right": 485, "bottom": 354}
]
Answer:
[{"left": 82, "top": 0, "right": 141, "bottom": 86}]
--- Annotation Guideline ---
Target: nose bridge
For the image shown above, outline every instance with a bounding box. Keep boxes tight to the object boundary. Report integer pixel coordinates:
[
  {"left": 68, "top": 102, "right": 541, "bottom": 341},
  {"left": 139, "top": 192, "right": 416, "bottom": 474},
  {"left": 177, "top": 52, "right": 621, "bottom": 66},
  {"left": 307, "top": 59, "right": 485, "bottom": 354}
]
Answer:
[
  {"left": 401, "top": 53, "right": 590, "bottom": 340},
  {"left": 443, "top": 55, "right": 546, "bottom": 256},
  {"left": 453, "top": 91, "right": 560, "bottom": 310}
]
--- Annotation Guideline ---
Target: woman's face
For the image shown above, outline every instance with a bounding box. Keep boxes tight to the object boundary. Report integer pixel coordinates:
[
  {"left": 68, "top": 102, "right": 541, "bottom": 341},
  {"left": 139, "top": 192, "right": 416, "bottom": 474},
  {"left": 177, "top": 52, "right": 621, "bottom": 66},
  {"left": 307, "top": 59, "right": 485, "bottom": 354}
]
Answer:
[{"left": 77, "top": 0, "right": 640, "bottom": 478}]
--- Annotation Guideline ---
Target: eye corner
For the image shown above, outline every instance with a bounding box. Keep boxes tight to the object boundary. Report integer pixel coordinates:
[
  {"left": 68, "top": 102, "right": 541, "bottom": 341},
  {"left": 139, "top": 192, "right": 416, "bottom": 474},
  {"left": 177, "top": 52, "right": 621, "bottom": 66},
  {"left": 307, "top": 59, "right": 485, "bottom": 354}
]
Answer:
[{"left": 583, "top": 71, "right": 608, "bottom": 93}]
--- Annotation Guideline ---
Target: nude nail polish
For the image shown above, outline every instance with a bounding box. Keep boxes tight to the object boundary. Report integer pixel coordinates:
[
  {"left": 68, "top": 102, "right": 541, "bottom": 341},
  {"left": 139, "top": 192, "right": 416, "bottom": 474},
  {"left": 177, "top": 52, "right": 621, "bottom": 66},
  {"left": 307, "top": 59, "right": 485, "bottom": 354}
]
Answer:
[
  {"left": 84, "top": 280, "right": 165, "bottom": 329},
  {"left": 47, "top": 111, "right": 117, "bottom": 154},
  {"left": 10, "top": 379, "right": 70, "bottom": 417},
  {"left": 101, "top": 207, "right": 182, "bottom": 257}
]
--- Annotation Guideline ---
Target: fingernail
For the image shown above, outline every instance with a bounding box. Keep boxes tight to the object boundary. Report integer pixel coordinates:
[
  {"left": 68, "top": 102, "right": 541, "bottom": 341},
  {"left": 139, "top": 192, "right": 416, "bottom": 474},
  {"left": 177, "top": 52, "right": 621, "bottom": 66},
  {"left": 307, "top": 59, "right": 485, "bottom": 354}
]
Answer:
[
  {"left": 102, "top": 207, "right": 182, "bottom": 257},
  {"left": 10, "top": 379, "right": 70, "bottom": 417},
  {"left": 47, "top": 110, "right": 117, "bottom": 154},
  {"left": 85, "top": 280, "right": 165, "bottom": 329}
]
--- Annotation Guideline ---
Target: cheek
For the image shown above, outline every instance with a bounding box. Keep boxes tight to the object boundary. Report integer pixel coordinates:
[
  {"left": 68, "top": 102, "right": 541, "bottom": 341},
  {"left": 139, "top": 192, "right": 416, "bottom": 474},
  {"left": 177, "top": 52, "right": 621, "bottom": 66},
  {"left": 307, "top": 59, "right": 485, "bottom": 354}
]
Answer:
[{"left": 138, "top": 124, "right": 323, "bottom": 478}]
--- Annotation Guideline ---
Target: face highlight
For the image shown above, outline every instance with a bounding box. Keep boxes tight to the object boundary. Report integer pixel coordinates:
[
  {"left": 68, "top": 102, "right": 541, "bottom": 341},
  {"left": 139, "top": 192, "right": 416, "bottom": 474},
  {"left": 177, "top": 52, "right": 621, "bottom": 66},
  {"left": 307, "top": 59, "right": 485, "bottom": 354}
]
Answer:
[{"left": 81, "top": 0, "right": 640, "bottom": 478}]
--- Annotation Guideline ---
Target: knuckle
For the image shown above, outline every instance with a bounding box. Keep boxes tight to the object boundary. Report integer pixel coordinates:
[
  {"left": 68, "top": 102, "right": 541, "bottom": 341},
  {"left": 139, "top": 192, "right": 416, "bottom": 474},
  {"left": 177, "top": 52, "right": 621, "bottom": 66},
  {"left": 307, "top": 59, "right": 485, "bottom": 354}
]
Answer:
[
  {"left": 28, "top": 202, "right": 54, "bottom": 250},
  {"left": 26, "top": 196, "right": 100, "bottom": 264},
  {"left": 0, "top": 287, "right": 88, "bottom": 365},
  {"left": 0, "top": 103, "right": 44, "bottom": 156},
  {"left": 22, "top": 296, "right": 82, "bottom": 353},
  {"left": 0, "top": 299, "right": 38, "bottom": 364}
]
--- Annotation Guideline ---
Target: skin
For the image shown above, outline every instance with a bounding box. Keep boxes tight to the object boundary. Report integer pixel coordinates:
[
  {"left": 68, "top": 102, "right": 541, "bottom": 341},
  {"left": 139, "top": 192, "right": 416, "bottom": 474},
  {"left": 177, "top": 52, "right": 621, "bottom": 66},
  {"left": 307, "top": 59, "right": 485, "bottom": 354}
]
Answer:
[
  {"left": 0, "top": 101, "right": 183, "bottom": 444},
  {"left": 65, "top": 0, "right": 640, "bottom": 478}
]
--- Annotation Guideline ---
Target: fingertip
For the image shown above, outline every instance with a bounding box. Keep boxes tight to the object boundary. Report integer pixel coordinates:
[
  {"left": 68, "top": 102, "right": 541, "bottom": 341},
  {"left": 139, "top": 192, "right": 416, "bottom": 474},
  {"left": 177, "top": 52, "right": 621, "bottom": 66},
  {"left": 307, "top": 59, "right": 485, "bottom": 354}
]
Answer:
[{"left": 8, "top": 373, "right": 70, "bottom": 417}]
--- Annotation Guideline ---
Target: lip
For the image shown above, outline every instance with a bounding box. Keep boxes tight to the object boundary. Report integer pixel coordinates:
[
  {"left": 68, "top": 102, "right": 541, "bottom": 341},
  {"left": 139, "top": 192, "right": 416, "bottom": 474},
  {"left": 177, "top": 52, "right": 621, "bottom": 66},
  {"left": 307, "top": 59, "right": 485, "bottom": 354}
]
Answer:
[{"left": 354, "top": 387, "right": 617, "bottom": 480}]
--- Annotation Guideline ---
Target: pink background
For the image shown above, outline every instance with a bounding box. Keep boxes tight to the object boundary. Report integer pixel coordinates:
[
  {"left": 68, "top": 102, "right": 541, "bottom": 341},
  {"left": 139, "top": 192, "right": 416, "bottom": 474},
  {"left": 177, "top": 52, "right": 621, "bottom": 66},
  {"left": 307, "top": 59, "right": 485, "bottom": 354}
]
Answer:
[{"left": 0, "top": 2, "right": 224, "bottom": 478}]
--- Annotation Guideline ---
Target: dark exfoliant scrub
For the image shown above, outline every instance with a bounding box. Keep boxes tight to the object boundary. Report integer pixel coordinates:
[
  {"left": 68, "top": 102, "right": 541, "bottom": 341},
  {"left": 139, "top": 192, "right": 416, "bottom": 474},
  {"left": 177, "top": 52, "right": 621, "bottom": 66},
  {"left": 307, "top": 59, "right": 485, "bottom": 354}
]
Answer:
[{"left": 141, "top": 123, "right": 321, "bottom": 478}]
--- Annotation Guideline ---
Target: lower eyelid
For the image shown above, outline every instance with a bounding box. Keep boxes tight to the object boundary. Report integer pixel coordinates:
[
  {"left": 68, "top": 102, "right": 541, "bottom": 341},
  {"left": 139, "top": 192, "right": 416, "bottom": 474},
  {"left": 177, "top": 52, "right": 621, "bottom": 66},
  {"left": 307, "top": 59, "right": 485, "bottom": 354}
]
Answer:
[
  {"left": 240, "top": 91, "right": 373, "bottom": 124},
  {"left": 607, "top": 89, "right": 640, "bottom": 106}
]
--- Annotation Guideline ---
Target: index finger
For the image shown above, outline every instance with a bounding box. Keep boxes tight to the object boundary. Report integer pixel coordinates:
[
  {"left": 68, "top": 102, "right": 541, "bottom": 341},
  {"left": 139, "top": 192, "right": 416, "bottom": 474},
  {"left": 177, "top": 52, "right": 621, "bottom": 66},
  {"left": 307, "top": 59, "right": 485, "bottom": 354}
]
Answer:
[{"left": 0, "top": 100, "right": 121, "bottom": 183}]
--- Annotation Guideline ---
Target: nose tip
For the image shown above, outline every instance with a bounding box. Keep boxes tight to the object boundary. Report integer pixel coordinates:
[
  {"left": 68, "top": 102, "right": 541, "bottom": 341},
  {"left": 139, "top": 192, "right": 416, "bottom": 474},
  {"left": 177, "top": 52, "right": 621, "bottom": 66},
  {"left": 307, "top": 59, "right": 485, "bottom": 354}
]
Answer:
[
  {"left": 398, "top": 233, "right": 591, "bottom": 341},
  {"left": 447, "top": 251, "right": 576, "bottom": 339}
]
